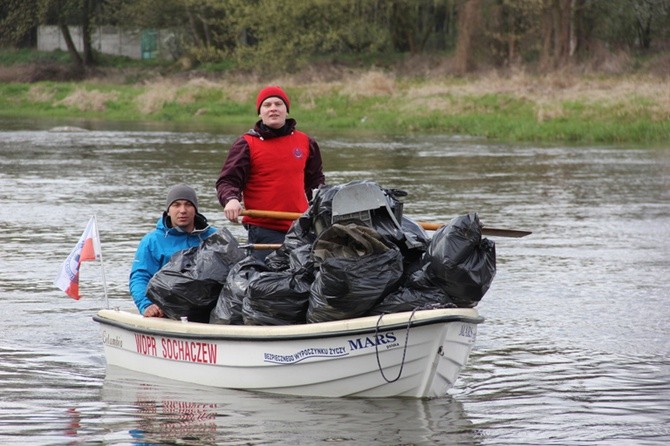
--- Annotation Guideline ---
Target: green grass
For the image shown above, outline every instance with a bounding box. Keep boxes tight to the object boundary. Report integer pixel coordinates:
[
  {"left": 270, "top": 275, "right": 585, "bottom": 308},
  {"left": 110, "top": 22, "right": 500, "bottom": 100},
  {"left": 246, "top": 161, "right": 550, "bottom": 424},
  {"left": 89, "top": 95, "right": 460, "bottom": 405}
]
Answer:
[
  {"left": 0, "top": 48, "right": 71, "bottom": 64},
  {"left": 0, "top": 67, "right": 668, "bottom": 143}
]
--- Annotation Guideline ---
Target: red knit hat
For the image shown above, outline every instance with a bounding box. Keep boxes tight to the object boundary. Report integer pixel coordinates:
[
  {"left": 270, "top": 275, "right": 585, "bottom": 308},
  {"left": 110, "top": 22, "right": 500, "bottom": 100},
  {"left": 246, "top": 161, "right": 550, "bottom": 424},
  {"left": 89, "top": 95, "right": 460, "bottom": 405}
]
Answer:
[{"left": 256, "top": 86, "right": 290, "bottom": 114}]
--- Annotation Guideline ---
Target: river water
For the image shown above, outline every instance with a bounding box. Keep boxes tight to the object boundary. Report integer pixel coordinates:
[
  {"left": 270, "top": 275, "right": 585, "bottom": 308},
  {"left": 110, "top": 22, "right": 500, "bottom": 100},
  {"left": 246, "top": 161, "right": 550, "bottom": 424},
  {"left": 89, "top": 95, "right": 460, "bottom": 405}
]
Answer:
[{"left": 0, "top": 119, "right": 668, "bottom": 445}]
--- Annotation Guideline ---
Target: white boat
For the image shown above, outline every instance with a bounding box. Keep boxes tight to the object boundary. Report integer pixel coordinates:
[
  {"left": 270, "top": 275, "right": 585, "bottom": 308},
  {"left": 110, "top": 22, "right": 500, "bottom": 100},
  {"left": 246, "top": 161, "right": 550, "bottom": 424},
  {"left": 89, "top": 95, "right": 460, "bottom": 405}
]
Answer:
[{"left": 93, "top": 307, "right": 483, "bottom": 398}]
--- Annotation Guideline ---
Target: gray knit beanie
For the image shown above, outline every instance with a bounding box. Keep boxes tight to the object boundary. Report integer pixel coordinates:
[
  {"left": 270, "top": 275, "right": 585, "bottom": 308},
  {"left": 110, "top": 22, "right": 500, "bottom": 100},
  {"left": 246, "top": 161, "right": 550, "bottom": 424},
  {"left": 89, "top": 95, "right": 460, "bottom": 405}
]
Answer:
[{"left": 166, "top": 184, "right": 198, "bottom": 211}]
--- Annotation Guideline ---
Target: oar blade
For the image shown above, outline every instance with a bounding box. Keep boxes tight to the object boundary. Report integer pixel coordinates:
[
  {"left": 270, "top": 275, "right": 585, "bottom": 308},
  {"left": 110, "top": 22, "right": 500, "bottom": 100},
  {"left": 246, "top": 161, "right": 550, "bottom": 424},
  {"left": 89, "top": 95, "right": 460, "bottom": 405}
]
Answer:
[
  {"left": 482, "top": 227, "right": 532, "bottom": 238},
  {"left": 416, "top": 221, "right": 531, "bottom": 238}
]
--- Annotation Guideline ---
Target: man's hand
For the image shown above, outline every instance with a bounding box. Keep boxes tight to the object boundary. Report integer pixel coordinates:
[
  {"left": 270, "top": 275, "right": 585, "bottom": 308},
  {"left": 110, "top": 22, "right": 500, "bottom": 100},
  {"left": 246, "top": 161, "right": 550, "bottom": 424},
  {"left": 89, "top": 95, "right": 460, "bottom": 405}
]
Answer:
[
  {"left": 224, "top": 199, "right": 243, "bottom": 223},
  {"left": 143, "top": 304, "right": 164, "bottom": 318}
]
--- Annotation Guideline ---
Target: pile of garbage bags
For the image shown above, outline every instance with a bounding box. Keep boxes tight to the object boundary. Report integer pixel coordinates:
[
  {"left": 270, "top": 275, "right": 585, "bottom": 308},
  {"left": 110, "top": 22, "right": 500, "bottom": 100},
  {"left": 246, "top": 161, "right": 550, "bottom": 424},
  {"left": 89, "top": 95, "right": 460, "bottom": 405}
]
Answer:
[{"left": 146, "top": 180, "right": 496, "bottom": 325}]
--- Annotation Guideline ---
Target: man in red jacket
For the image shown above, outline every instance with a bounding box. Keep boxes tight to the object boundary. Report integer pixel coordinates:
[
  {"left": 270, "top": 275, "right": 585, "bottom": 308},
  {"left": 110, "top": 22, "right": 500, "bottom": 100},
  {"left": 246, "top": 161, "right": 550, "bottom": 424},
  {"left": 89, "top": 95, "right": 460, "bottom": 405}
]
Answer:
[{"left": 216, "top": 85, "right": 325, "bottom": 259}]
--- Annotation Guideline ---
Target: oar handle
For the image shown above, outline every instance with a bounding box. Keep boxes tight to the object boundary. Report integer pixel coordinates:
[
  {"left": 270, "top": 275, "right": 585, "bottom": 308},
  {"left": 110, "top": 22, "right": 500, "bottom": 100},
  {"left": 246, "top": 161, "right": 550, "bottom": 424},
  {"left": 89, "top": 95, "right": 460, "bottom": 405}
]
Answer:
[
  {"left": 419, "top": 222, "right": 443, "bottom": 231},
  {"left": 239, "top": 243, "right": 282, "bottom": 250},
  {"left": 241, "top": 209, "right": 302, "bottom": 220},
  {"left": 240, "top": 209, "right": 531, "bottom": 238}
]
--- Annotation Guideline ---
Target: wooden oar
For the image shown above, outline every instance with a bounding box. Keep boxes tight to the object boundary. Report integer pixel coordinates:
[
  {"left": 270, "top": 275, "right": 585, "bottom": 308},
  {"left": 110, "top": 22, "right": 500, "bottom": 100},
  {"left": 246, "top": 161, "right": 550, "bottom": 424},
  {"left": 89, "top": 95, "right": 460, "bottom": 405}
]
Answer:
[
  {"left": 241, "top": 209, "right": 531, "bottom": 238},
  {"left": 239, "top": 243, "right": 283, "bottom": 250},
  {"left": 418, "top": 222, "right": 531, "bottom": 238}
]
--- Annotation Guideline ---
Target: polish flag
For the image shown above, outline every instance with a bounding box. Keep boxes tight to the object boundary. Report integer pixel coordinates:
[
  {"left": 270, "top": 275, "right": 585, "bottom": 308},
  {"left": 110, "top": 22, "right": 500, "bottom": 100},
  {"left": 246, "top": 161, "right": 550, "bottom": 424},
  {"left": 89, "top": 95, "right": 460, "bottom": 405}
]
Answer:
[{"left": 54, "top": 216, "right": 102, "bottom": 300}]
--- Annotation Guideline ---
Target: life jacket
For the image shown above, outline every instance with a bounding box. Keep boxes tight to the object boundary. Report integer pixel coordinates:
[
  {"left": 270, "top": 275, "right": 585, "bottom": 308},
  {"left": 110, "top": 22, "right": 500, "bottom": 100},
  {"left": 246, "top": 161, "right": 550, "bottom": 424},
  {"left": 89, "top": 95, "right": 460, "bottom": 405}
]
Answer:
[{"left": 242, "top": 131, "right": 310, "bottom": 231}]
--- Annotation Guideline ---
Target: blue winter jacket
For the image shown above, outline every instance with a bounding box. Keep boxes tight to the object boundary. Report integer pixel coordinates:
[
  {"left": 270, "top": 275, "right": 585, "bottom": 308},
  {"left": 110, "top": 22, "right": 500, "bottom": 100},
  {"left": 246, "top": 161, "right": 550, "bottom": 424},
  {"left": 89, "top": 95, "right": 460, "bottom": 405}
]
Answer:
[{"left": 129, "top": 212, "right": 217, "bottom": 314}]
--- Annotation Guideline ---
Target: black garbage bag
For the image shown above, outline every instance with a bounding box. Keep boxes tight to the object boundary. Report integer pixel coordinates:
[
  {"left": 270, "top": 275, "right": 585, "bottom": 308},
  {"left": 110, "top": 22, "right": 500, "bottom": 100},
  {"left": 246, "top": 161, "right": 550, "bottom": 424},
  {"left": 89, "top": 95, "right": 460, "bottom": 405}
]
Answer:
[
  {"left": 369, "top": 269, "right": 456, "bottom": 315},
  {"left": 146, "top": 229, "right": 246, "bottom": 322},
  {"left": 242, "top": 269, "right": 311, "bottom": 325},
  {"left": 310, "top": 180, "right": 407, "bottom": 246},
  {"left": 422, "top": 213, "right": 496, "bottom": 307},
  {"left": 288, "top": 243, "right": 315, "bottom": 273},
  {"left": 307, "top": 183, "right": 339, "bottom": 235},
  {"left": 307, "top": 223, "right": 404, "bottom": 323},
  {"left": 400, "top": 216, "right": 430, "bottom": 279},
  {"left": 209, "top": 256, "right": 269, "bottom": 325},
  {"left": 402, "top": 216, "right": 431, "bottom": 251},
  {"left": 266, "top": 180, "right": 416, "bottom": 272},
  {"left": 265, "top": 212, "right": 316, "bottom": 271}
]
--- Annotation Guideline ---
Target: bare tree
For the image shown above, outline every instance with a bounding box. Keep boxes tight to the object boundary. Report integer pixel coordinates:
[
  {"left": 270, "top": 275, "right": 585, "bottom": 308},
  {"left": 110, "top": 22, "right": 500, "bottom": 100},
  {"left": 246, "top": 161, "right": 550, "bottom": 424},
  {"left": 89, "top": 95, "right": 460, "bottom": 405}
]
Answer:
[
  {"left": 454, "top": 0, "right": 482, "bottom": 74},
  {"left": 539, "top": 0, "right": 577, "bottom": 70}
]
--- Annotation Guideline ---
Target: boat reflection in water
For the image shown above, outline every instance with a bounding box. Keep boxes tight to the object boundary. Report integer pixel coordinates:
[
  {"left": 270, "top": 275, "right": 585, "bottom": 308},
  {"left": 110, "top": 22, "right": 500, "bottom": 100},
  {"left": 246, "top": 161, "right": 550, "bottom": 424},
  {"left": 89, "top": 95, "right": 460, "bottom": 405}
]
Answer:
[{"left": 101, "top": 366, "right": 480, "bottom": 445}]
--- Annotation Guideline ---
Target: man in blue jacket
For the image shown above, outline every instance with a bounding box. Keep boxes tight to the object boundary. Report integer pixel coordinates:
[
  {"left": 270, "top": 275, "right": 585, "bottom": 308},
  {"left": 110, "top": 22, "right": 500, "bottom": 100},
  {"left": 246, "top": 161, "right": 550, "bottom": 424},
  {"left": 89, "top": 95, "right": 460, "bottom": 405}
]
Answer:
[{"left": 129, "top": 184, "right": 217, "bottom": 317}]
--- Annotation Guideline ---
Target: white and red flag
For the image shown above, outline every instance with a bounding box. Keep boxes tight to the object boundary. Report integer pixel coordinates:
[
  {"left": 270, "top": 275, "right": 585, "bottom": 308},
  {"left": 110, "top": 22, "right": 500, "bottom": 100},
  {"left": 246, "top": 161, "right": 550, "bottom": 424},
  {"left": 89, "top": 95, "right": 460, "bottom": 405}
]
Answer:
[{"left": 54, "top": 216, "right": 102, "bottom": 300}]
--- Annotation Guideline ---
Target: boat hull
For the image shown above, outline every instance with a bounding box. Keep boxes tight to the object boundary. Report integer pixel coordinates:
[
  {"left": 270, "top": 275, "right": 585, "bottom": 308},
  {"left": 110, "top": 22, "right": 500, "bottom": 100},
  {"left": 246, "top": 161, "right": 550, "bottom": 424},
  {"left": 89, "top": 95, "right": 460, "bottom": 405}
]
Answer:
[{"left": 93, "top": 308, "right": 483, "bottom": 398}]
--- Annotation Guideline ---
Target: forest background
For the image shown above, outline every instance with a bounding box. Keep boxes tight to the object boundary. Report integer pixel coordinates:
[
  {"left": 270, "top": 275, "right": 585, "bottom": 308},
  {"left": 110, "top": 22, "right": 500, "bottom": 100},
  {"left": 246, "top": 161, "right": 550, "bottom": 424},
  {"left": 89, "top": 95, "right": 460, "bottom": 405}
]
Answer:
[{"left": 1, "top": 0, "right": 669, "bottom": 144}]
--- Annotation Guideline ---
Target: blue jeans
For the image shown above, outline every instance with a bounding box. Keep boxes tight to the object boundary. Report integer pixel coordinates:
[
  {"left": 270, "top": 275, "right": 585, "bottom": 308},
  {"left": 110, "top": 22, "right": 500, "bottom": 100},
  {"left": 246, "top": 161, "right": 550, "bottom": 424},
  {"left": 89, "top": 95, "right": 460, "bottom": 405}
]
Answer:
[{"left": 247, "top": 225, "right": 287, "bottom": 260}]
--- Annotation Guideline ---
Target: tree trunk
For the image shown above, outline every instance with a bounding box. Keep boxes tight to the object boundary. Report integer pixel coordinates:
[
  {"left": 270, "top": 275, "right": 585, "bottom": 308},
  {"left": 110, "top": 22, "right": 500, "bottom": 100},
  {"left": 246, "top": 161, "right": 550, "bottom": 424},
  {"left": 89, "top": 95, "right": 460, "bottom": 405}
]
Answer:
[
  {"left": 539, "top": 1, "right": 553, "bottom": 70},
  {"left": 505, "top": 6, "right": 517, "bottom": 66},
  {"left": 197, "top": 14, "right": 211, "bottom": 47},
  {"left": 186, "top": 8, "right": 203, "bottom": 47},
  {"left": 59, "top": 23, "right": 84, "bottom": 73},
  {"left": 454, "top": 0, "right": 481, "bottom": 74},
  {"left": 569, "top": 0, "right": 577, "bottom": 56},
  {"left": 539, "top": 0, "right": 574, "bottom": 71},
  {"left": 557, "top": 0, "right": 573, "bottom": 64},
  {"left": 82, "top": 0, "right": 95, "bottom": 65},
  {"left": 636, "top": 14, "right": 653, "bottom": 49},
  {"left": 573, "top": 0, "right": 592, "bottom": 55}
]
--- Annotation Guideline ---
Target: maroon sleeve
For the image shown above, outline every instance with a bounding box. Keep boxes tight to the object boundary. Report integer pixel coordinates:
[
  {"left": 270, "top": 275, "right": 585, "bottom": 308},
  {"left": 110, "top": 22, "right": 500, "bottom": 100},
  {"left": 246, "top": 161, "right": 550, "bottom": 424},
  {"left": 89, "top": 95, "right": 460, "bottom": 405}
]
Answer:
[
  {"left": 304, "top": 137, "right": 325, "bottom": 200},
  {"left": 216, "top": 136, "right": 251, "bottom": 207}
]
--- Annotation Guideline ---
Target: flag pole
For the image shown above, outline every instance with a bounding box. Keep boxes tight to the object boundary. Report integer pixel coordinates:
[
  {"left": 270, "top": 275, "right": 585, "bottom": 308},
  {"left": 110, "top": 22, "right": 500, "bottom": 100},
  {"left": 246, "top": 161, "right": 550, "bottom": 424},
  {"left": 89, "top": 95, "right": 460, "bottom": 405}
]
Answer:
[{"left": 93, "top": 215, "right": 110, "bottom": 309}]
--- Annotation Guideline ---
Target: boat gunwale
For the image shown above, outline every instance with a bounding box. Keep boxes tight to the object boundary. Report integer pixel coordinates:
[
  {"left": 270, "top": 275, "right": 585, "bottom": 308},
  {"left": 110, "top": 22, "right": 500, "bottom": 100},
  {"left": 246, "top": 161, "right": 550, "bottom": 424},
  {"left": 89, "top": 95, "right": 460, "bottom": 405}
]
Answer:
[{"left": 93, "top": 308, "right": 484, "bottom": 342}]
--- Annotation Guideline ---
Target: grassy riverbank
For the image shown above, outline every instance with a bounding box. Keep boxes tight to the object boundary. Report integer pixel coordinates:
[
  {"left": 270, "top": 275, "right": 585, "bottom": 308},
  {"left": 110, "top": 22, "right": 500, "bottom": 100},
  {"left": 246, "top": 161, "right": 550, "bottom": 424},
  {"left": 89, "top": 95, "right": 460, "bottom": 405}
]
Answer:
[{"left": 1, "top": 60, "right": 668, "bottom": 143}]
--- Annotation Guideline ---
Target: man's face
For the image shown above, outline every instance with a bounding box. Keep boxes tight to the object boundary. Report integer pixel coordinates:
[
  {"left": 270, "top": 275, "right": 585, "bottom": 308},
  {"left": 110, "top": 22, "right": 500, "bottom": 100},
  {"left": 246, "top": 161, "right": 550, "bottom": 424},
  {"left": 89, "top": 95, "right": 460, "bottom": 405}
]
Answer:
[
  {"left": 259, "top": 96, "right": 287, "bottom": 129},
  {"left": 168, "top": 200, "right": 196, "bottom": 231}
]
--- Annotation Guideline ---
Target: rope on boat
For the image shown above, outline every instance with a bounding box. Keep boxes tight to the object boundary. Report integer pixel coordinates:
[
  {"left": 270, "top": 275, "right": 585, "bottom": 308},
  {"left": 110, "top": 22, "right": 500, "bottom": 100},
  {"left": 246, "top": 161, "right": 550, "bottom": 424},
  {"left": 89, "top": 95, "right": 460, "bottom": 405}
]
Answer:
[{"left": 374, "top": 308, "right": 417, "bottom": 383}]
